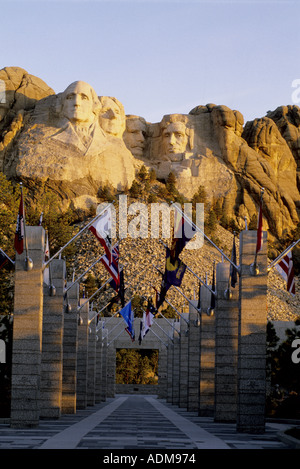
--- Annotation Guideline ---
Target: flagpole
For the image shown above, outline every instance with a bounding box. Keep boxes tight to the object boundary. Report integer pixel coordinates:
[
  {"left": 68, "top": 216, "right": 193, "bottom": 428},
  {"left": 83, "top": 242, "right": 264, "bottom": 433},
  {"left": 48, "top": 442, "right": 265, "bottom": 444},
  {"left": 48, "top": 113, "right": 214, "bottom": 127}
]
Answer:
[
  {"left": 170, "top": 201, "right": 240, "bottom": 273},
  {"left": 164, "top": 298, "right": 188, "bottom": 326},
  {"left": 150, "top": 316, "right": 175, "bottom": 342},
  {"left": 267, "top": 238, "right": 300, "bottom": 272},
  {"left": 66, "top": 255, "right": 105, "bottom": 292},
  {"left": 147, "top": 326, "right": 169, "bottom": 348},
  {"left": 148, "top": 282, "right": 188, "bottom": 326},
  {"left": 92, "top": 301, "right": 115, "bottom": 325},
  {"left": 43, "top": 203, "right": 113, "bottom": 269},
  {"left": 107, "top": 327, "right": 129, "bottom": 347},
  {"left": 66, "top": 245, "right": 122, "bottom": 293},
  {"left": 77, "top": 276, "right": 112, "bottom": 312},
  {"left": 0, "top": 248, "right": 15, "bottom": 265}
]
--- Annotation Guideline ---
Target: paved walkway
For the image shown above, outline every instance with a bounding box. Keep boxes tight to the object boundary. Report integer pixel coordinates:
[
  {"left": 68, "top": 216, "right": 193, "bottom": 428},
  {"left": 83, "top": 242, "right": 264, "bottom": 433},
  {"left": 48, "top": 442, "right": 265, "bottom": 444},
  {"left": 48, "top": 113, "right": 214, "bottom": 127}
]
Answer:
[{"left": 0, "top": 394, "right": 295, "bottom": 451}]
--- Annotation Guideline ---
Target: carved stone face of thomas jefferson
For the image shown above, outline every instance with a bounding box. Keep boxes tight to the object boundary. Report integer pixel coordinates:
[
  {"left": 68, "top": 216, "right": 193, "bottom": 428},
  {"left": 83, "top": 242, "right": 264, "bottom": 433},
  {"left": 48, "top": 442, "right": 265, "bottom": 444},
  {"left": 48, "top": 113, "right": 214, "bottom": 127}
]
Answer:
[{"left": 61, "top": 81, "right": 99, "bottom": 125}]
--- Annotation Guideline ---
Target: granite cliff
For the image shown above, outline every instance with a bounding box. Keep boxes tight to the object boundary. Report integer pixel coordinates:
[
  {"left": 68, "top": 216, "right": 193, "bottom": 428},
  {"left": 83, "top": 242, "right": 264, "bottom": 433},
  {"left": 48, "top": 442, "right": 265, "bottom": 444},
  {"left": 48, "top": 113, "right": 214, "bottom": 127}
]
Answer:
[{"left": 1, "top": 66, "right": 300, "bottom": 243}]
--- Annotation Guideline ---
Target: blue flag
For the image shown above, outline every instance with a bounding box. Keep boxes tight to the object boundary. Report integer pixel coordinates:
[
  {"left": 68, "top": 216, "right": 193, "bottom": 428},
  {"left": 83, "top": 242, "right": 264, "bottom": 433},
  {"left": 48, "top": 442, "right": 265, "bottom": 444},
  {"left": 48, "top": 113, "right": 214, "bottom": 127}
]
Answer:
[{"left": 119, "top": 301, "right": 135, "bottom": 341}]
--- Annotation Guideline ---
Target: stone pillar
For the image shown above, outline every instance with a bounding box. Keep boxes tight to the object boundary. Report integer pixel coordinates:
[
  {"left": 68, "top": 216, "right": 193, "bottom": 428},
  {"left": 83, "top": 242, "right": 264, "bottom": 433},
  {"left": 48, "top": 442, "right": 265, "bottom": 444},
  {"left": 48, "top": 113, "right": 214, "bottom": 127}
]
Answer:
[
  {"left": 166, "top": 341, "right": 174, "bottom": 403},
  {"left": 95, "top": 320, "right": 103, "bottom": 404},
  {"left": 199, "top": 286, "right": 215, "bottom": 416},
  {"left": 236, "top": 230, "right": 268, "bottom": 434},
  {"left": 101, "top": 328, "right": 108, "bottom": 401},
  {"left": 40, "top": 259, "right": 66, "bottom": 419},
  {"left": 106, "top": 343, "right": 116, "bottom": 398},
  {"left": 76, "top": 299, "right": 89, "bottom": 410},
  {"left": 187, "top": 300, "right": 200, "bottom": 412},
  {"left": 62, "top": 282, "right": 79, "bottom": 414},
  {"left": 179, "top": 313, "right": 189, "bottom": 408},
  {"left": 215, "top": 262, "right": 239, "bottom": 422},
  {"left": 10, "top": 226, "right": 45, "bottom": 428},
  {"left": 172, "top": 320, "right": 180, "bottom": 405},
  {"left": 158, "top": 344, "right": 168, "bottom": 399},
  {"left": 87, "top": 311, "right": 97, "bottom": 406}
]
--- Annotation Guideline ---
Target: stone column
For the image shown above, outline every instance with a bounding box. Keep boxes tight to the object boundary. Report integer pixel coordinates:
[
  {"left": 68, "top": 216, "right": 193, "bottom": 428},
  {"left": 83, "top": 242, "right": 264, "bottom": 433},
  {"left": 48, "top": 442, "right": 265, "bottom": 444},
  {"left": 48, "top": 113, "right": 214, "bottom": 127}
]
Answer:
[
  {"left": 215, "top": 262, "right": 239, "bottom": 422},
  {"left": 95, "top": 320, "right": 103, "bottom": 404},
  {"left": 187, "top": 300, "right": 200, "bottom": 412},
  {"left": 76, "top": 299, "right": 89, "bottom": 410},
  {"left": 172, "top": 321, "right": 180, "bottom": 405},
  {"left": 166, "top": 341, "right": 174, "bottom": 403},
  {"left": 62, "top": 282, "right": 79, "bottom": 414},
  {"left": 199, "top": 286, "right": 215, "bottom": 417},
  {"left": 106, "top": 343, "right": 116, "bottom": 398},
  {"left": 87, "top": 311, "right": 97, "bottom": 406},
  {"left": 236, "top": 230, "right": 268, "bottom": 434},
  {"left": 179, "top": 313, "right": 189, "bottom": 408},
  {"left": 158, "top": 344, "right": 168, "bottom": 399},
  {"left": 10, "top": 226, "right": 45, "bottom": 428},
  {"left": 101, "top": 328, "right": 108, "bottom": 401},
  {"left": 40, "top": 259, "right": 66, "bottom": 418}
]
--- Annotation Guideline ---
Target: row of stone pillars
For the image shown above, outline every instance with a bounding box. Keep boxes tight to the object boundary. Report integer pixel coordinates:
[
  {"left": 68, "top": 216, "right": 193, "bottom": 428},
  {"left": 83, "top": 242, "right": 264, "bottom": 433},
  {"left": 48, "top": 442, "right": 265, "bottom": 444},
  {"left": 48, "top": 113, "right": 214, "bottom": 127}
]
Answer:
[
  {"left": 154, "top": 229, "right": 267, "bottom": 433},
  {"left": 9, "top": 226, "right": 268, "bottom": 434},
  {"left": 10, "top": 226, "right": 110, "bottom": 427}
]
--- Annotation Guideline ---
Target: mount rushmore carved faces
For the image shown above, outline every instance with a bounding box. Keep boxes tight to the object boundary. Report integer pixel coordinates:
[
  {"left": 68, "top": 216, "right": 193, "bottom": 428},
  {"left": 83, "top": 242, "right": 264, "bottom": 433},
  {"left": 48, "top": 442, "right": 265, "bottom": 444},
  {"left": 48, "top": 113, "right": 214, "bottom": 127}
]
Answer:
[{"left": 98, "top": 96, "right": 126, "bottom": 138}]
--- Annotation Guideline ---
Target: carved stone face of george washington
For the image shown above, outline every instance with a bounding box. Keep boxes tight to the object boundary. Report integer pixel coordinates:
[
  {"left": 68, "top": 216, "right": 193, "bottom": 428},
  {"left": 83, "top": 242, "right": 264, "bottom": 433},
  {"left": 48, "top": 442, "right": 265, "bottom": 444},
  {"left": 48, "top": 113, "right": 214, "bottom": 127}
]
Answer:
[{"left": 61, "top": 81, "right": 99, "bottom": 125}]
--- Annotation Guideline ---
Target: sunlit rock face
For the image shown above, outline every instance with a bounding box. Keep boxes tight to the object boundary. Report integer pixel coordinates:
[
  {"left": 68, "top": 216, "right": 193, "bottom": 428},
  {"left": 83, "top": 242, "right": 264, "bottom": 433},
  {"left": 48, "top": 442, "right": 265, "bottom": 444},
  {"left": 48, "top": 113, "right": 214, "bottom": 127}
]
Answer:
[
  {"left": 1, "top": 66, "right": 300, "bottom": 238},
  {"left": 1, "top": 76, "right": 136, "bottom": 211}
]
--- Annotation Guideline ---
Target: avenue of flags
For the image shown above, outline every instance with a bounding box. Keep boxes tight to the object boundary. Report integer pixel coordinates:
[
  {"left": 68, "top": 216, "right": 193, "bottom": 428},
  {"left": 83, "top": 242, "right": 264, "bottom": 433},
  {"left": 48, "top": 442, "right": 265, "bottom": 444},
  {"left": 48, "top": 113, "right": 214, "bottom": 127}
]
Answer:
[{"left": 2, "top": 186, "right": 300, "bottom": 348}]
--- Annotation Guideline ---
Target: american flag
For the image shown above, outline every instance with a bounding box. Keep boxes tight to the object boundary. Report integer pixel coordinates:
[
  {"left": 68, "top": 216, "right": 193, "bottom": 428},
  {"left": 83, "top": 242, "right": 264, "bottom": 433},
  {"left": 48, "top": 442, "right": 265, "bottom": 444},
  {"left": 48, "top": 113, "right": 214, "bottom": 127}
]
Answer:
[
  {"left": 275, "top": 250, "right": 295, "bottom": 295},
  {"left": 89, "top": 209, "right": 112, "bottom": 264},
  {"left": 100, "top": 243, "right": 120, "bottom": 287}
]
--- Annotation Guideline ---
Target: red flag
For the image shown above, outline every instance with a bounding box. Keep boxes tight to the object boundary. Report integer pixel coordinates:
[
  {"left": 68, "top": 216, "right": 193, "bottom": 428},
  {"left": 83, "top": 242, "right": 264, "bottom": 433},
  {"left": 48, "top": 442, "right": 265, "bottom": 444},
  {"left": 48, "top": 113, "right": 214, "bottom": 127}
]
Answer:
[
  {"left": 256, "top": 197, "right": 263, "bottom": 254},
  {"left": 275, "top": 250, "right": 295, "bottom": 295},
  {"left": 89, "top": 210, "right": 112, "bottom": 264},
  {"left": 14, "top": 191, "right": 24, "bottom": 255}
]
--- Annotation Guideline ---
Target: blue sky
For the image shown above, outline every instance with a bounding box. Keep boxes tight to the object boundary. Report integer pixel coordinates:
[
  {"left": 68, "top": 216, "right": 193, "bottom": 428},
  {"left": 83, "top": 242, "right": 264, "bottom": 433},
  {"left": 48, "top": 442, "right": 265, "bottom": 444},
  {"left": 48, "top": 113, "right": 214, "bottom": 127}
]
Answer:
[{"left": 1, "top": 0, "right": 300, "bottom": 124}]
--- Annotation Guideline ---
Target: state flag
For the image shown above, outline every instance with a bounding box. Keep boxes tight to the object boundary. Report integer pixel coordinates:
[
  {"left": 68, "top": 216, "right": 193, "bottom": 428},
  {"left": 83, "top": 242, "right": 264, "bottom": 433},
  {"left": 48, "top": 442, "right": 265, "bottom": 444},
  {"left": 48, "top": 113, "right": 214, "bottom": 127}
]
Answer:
[
  {"left": 119, "top": 301, "right": 135, "bottom": 341},
  {"left": 138, "top": 301, "right": 154, "bottom": 345},
  {"left": 101, "top": 243, "right": 120, "bottom": 288},
  {"left": 256, "top": 195, "right": 263, "bottom": 254},
  {"left": 170, "top": 211, "right": 195, "bottom": 262},
  {"left": 210, "top": 264, "right": 216, "bottom": 312},
  {"left": 43, "top": 232, "right": 50, "bottom": 286},
  {"left": 197, "top": 280, "right": 201, "bottom": 310},
  {"left": 14, "top": 191, "right": 25, "bottom": 255},
  {"left": 89, "top": 209, "right": 112, "bottom": 263},
  {"left": 230, "top": 235, "right": 238, "bottom": 288},
  {"left": 157, "top": 247, "right": 186, "bottom": 309},
  {"left": 275, "top": 250, "right": 296, "bottom": 295}
]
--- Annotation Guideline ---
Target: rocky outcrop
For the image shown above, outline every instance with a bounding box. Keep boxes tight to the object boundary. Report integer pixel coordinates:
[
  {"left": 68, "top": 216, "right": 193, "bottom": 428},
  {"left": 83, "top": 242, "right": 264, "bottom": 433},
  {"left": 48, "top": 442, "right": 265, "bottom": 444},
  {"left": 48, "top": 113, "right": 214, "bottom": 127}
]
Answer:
[
  {"left": 0, "top": 66, "right": 55, "bottom": 170},
  {"left": 1, "top": 67, "right": 300, "bottom": 240}
]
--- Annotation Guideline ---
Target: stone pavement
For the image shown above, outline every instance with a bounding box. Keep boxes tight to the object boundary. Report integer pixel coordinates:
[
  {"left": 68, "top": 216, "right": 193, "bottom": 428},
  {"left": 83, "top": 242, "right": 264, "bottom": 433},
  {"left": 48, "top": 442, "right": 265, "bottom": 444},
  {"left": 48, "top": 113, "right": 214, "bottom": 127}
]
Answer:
[{"left": 0, "top": 394, "right": 295, "bottom": 452}]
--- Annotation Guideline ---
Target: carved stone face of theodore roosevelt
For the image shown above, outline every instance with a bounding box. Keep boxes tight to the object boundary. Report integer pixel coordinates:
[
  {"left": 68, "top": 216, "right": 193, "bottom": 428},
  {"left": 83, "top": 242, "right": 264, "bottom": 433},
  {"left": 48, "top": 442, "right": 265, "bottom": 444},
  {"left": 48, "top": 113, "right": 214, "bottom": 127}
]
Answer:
[{"left": 99, "top": 96, "right": 125, "bottom": 138}]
